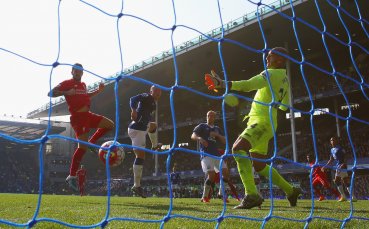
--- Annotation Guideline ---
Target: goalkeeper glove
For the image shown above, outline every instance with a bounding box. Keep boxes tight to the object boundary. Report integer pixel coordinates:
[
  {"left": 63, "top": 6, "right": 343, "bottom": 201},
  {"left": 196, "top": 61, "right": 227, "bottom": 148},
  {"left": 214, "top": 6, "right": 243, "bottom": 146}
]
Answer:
[{"left": 205, "top": 70, "right": 225, "bottom": 92}]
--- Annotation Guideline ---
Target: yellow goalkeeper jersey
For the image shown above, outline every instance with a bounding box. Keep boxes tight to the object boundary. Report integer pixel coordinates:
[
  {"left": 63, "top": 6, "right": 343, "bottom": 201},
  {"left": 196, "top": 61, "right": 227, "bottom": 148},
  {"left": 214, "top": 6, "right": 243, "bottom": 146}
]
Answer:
[{"left": 231, "top": 68, "right": 290, "bottom": 123}]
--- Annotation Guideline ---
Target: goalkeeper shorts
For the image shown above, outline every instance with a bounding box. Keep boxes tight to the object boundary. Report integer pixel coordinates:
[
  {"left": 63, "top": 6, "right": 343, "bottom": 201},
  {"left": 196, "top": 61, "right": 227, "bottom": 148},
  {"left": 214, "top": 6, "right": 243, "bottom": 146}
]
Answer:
[{"left": 240, "top": 117, "right": 274, "bottom": 155}]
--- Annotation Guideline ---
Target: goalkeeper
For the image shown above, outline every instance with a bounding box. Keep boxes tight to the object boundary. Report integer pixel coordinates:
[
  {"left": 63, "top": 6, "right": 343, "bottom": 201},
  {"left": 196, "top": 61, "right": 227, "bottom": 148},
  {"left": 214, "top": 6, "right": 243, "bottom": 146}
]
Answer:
[{"left": 205, "top": 47, "right": 302, "bottom": 209}]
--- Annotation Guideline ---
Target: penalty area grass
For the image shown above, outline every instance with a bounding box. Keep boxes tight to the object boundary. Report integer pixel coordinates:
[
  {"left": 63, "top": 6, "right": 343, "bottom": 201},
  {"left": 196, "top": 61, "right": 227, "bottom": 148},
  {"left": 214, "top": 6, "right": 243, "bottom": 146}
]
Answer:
[{"left": 0, "top": 194, "right": 368, "bottom": 228}]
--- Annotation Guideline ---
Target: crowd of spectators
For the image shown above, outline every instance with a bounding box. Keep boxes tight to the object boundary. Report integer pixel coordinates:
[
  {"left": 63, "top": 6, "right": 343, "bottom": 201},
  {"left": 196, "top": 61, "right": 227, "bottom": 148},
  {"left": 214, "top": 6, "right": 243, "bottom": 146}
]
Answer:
[
  {"left": 0, "top": 150, "right": 39, "bottom": 194},
  {"left": 2, "top": 122, "right": 369, "bottom": 200}
]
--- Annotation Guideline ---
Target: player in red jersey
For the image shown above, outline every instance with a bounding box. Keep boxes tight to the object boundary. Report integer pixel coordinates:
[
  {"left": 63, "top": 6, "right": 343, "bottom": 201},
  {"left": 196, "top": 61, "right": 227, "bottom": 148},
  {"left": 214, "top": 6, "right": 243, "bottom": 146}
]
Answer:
[
  {"left": 48, "top": 63, "right": 114, "bottom": 192},
  {"left": 307, "top": 154, "right": 340, "bottom": 201},
  {"left": 209, "top": 170, "right": 240, "bottom": 202},
  {"left": 77, "top": 165, "right": 87, "bottom": 196}
]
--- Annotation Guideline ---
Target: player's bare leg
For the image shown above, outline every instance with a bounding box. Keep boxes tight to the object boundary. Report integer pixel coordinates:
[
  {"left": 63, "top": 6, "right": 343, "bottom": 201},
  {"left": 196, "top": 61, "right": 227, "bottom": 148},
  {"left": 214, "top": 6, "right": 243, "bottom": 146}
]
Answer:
[
  {"left": 335, "top": 176, "right": 348, "bottom": 202},
  {"left": 343, "top": 177, "right": 357, "bottom": 202}
]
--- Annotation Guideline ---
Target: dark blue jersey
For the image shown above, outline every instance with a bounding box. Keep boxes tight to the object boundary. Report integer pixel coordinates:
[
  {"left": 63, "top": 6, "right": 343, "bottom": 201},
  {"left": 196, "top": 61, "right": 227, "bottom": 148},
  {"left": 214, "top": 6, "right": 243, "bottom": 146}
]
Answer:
[
  {"left": 128, "top": 93, "right": 156, "bottom": 131},
  {"left": 193, "top": 123, "right": 224, "bottom": 157},
  {"left": 170, "top": 172, "right": 181, "bottom": 185},
  {"left": 330, "top": 146, "right": 346, "bottom": 165}
]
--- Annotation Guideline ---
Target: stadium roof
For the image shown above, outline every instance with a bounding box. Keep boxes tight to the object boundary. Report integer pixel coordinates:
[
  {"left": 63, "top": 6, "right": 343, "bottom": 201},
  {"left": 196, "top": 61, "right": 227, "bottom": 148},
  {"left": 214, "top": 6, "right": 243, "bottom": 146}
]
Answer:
[
  {"left": 27, "top": 0, "right": 369, "bottom": 120},
  {"left": 0, "top": 117, "right": 66, "bottom": 140}
]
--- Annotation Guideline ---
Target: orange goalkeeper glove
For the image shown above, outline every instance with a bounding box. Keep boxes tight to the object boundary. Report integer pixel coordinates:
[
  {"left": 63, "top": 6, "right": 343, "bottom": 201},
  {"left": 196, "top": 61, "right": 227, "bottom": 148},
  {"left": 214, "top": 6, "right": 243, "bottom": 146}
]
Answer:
[{"left": 205, "top": 70, "right": 224, "bottom": 92}]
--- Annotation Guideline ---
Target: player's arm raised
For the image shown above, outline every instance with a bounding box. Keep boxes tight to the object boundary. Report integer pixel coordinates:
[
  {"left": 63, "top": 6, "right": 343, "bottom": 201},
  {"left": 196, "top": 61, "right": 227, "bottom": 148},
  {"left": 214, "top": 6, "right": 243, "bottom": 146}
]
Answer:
[
  {"left": 204, "top": 70, "right": 268, "bottom": 92},
  {"left": 88, "top": 82, "right": 104, "bottom": 97},
  {"left": 129, "top": 94, "right": 143, "bottom": 121},
  {"left": 48, "top": 85, "right": 75, "bottom": 97}
]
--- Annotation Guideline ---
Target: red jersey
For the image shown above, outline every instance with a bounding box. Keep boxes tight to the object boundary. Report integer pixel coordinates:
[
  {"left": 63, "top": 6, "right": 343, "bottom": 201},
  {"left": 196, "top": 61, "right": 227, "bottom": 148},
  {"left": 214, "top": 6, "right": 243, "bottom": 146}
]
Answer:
[
  {"left": 57, "top": 79, "right": 90, "bottom": 115},
  {"left": 310, "top": 162, "right": 327, "bottom": 180}
]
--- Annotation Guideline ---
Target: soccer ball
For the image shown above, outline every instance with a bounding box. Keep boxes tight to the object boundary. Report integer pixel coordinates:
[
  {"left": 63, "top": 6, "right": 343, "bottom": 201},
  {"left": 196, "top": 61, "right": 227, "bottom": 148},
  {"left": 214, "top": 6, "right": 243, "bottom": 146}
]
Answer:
[{"left": 98, "top": 141, "right": 125, "bottom": 167}]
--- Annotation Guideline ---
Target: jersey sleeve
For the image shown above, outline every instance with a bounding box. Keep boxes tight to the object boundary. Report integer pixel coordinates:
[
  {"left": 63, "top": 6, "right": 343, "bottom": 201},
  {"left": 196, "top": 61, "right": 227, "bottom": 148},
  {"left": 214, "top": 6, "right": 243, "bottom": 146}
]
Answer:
[
  {"left": 129, "top": 94, "right": 143, "bottom": 109},
  {"left": 279, "top": 86, "right": 290, "bottom": 111},
  {"left": 56, "top": 80, "right": 70, "bottom": 91},
  {"left": 193, "top": 124, "right": 203, "bottom": 136},
  {"left": 231, "top": 71, "right": 268, "bottom": 92}
]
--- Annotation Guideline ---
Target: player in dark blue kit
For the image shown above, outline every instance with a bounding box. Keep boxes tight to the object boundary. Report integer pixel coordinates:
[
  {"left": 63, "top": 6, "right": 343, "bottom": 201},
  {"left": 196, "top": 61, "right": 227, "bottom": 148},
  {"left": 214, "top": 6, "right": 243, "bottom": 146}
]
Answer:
[
  {"left": 191, "top": 110, "right": 228, "bottom": 203},
  {"left": 170, "top": 165, "right": 181, "bottom": 198},
  {"left": 322, "top": 136, "right": 357, "bottom": 202},
  {"left": 128, "top": 85, "right": 162, "bottom": 198}
]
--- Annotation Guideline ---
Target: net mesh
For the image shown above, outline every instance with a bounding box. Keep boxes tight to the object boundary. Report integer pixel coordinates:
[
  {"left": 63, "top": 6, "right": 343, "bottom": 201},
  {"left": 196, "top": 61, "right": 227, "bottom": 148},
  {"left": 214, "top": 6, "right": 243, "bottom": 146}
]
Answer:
[{"left": 0, "top": 0, "right": 368, "bottom": 228}]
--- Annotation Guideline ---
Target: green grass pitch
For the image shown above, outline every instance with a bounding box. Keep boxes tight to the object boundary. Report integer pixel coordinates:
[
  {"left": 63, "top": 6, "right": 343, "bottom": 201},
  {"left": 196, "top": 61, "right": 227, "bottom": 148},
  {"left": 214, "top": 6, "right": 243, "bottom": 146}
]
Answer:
[{"left": 0, "top": 194, "right": 368, "bottom": 228}]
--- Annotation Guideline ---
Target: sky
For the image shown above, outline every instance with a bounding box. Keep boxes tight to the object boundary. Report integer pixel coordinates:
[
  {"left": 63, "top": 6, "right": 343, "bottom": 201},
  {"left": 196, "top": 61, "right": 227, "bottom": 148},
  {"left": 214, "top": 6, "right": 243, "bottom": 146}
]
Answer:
[{"left": 0, "top": 0, "right": 276, "bottom": 118}]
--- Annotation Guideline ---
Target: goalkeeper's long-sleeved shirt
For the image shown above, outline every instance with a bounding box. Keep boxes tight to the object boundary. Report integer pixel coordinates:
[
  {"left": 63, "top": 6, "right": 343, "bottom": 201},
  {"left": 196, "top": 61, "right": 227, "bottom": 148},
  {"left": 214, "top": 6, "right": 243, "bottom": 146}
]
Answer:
[{"left": 231, "top": 68, "right": 290, "bottom": 125}]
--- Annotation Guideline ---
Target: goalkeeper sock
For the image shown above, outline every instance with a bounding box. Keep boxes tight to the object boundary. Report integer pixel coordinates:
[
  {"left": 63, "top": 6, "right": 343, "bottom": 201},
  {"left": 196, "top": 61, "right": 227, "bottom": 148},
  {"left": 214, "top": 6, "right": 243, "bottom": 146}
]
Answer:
[
  {"left": 258, "top": 165, "right": 293, "bottom": 196},
  {"left": 233, "top": 150, "right": 258, "bottom": 195}
]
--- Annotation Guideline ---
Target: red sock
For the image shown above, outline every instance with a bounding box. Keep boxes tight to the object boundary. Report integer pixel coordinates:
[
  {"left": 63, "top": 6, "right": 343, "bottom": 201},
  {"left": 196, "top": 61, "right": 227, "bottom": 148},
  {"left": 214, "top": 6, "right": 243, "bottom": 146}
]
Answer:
[
  {"left": 207, "top": 186, "right": 213, "bottom": 199},
  {"left": 228, "top": 180, "right": 239, "bottom": 201},
  {"left": 88, "top": 128, "right": 110, "bottom": 144},
  {"left": 313, "top": 185, "right": 322, "bottom": 197},
  {"left": 70, "top": 148, "right": 86, "bottom": 176}
]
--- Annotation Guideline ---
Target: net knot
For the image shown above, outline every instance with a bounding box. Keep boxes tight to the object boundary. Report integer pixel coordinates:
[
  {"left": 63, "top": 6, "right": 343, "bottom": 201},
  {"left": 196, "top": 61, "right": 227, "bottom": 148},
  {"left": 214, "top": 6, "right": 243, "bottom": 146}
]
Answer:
[
  {"left": 27, "top": 219, "right": 37, "bottom": 228},
  {"left": 163, "top": 215, "right": 171, "bottom": 222},
  {"left": 117, "top": 13, "right": 123, "bottom": 18},
  {"left": 116, "top": 74, "right": 123, "bottom": 81},
  {"left": 52, "top": 62, "right": 60, "bottom": 68},
  {"left": 101, "top": 220, "right": 108, "bottom": 228},
  {"left": 41, "top": 135, "right": 49, "bottom": 144}
]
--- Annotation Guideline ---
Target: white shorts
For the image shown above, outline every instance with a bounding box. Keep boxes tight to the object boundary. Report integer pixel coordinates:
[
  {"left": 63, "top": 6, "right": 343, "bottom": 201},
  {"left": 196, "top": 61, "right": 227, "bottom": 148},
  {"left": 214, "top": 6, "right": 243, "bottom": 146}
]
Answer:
[
  {"left": 128, "top": 128, "right": 147, "bottom": 147},
  {"left": 201, "top": 156, "right": 227, "bottom": 173},
  {"left": 335, "top": 164, "right": 348, "bottom": 179}
]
